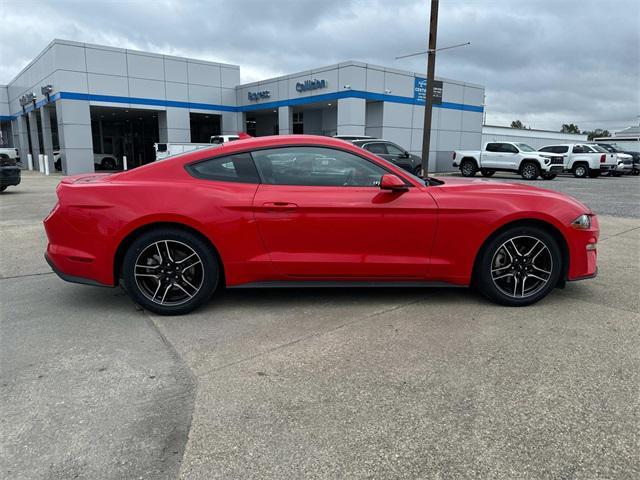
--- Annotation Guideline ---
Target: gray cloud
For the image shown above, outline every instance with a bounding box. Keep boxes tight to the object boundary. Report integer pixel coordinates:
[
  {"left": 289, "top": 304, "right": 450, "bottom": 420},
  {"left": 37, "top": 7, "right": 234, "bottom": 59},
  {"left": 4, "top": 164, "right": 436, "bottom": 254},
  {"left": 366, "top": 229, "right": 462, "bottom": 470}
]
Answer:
[{"left": 1, "top": 0, "right": 638, "bottom": 131}]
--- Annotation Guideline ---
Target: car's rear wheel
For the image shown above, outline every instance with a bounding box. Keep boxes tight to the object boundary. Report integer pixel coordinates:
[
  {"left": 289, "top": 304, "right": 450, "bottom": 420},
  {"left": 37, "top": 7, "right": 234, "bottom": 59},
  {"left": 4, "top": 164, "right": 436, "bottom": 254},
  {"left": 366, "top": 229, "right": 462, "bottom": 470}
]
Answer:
[
  {"left": 122, "top": 228, "right": 219, "bottom": 315},
  {"left": 476, "top": 225, "right": 561, "bottom": 306},
  {"left": 573, "top": 163, "right": 588, "bottom": 178},
  {"left": 460, "top": 159, "right": 477, "bottom": 177},
  {"left": 480, "top": 169, "right": 495, "bottom": 177}
]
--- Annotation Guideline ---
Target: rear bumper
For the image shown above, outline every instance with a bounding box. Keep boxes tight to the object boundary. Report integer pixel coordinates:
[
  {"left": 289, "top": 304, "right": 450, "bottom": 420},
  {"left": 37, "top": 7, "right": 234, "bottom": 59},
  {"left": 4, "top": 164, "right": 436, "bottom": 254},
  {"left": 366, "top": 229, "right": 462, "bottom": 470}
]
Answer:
[
  {"left": 45, "top": 252, "right": 111, "bottom": 287},
  {"left": 1, "top": 167, "right": 21, "bottom": 187}
]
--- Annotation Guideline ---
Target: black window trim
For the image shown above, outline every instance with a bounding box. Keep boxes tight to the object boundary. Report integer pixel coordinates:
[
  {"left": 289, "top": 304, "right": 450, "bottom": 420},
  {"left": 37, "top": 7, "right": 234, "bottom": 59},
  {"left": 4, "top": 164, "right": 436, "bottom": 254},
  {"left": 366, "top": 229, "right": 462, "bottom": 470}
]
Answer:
[{"left": 184, "top": 144, "right": 415, "bottom": 188}]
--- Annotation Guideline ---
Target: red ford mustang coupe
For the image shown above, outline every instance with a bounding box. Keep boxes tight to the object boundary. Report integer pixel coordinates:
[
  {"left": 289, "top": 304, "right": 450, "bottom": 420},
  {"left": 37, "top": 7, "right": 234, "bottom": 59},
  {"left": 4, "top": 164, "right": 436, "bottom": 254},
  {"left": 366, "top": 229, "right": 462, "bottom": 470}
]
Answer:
[{"left": 44, "top": 135, "right": 598, "bottom": 315}]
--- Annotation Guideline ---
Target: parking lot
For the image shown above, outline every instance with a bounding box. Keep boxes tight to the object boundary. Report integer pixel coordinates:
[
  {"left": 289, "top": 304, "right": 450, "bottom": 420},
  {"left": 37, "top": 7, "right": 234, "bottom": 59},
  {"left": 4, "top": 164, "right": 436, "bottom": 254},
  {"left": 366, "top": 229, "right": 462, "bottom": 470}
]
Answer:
[{"left": 1, "top": 172, "right": 639, "bottom": 479}]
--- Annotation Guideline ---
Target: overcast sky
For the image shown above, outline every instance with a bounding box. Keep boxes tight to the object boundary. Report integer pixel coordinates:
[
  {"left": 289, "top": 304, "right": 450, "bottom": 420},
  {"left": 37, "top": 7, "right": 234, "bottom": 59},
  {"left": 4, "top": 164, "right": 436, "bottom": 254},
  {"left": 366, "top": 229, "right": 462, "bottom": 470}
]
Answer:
[{"left": 1, "top": 0, "right": 638, "bottom": 131}]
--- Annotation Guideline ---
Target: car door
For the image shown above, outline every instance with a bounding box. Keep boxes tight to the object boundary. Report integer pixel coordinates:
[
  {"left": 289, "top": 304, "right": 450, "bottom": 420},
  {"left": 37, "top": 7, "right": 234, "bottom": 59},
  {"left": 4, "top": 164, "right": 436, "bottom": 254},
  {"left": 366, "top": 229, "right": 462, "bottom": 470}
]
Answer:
[
  {"left": 499, "top": 143, "right": 520, "bottom": 169},
  {"left": 480, "top": 143, "right": 502, "bottom": 168},
  {"left": 383, "top": 142, "right": 414, "bottom": 172},
  {"left": 251, "top": 146, "right": 438, "bottom": 279}
]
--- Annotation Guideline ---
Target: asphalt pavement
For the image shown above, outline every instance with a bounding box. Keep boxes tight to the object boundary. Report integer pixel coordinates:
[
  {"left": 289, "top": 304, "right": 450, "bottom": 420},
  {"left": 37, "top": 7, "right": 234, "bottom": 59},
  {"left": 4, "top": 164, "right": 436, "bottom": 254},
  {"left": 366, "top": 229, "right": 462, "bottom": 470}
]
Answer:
[{"left": 1, "top": 171, "right": 638, "bottom": 480}]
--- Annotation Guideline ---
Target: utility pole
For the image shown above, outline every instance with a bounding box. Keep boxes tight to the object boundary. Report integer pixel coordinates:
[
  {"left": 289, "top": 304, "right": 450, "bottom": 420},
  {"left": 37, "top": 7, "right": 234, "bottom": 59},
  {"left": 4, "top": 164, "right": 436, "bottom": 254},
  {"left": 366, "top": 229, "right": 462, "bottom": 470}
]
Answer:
[{"left": 421, "top": 0, "right": 439, "bottom": 178}]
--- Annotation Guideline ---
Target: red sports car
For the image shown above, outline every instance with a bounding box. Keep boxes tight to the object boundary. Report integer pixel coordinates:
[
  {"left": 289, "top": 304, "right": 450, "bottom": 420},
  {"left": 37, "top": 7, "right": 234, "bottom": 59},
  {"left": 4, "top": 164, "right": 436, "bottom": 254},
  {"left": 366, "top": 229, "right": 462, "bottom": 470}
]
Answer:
[{"left": 44, "top": 135, "right": 598, "bottom": 315}]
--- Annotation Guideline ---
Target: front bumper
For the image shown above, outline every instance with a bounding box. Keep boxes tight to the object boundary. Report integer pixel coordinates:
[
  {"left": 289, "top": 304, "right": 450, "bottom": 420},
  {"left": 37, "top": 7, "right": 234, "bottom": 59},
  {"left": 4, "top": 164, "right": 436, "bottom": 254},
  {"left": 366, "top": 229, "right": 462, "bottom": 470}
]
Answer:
[
  {"left": 566, "top": 215, "right": 599, "bottom": 281},
  {"left": 1, "top": 166, "right": 21, "bottom": 187}
]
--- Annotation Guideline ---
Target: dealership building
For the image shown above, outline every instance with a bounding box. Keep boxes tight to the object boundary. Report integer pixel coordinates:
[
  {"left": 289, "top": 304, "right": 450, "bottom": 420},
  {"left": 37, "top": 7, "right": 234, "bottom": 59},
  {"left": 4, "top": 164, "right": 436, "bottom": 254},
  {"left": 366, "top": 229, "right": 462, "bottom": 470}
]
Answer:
[{"left": 0, "top": 39, "right": 485, "bottom": 174}]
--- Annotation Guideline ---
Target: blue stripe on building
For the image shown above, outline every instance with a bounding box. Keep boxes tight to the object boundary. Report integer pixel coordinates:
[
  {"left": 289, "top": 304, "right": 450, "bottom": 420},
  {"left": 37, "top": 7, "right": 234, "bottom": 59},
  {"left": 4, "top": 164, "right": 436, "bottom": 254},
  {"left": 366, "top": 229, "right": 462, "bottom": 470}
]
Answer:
[{"left": 8, "top": 90, "right": 483, "bottom": 119}]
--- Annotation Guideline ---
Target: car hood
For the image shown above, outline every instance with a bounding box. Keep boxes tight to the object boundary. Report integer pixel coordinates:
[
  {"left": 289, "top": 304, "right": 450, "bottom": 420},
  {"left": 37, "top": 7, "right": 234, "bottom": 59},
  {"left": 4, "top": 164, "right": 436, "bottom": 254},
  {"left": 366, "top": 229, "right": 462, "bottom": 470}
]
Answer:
[{"left": 433, "top": 176, "right": 592, "bottom": 213}]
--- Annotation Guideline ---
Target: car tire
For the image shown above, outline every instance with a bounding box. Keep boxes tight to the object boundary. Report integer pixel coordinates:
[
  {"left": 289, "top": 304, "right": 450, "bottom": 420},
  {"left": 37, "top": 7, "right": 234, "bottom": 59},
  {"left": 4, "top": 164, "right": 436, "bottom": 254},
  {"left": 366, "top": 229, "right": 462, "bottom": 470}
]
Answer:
[
  {"left": 520, "top": 162, "right": 540, "bottom": 180},
  {"left": 122, "top": 228, "right": 219, "bottom": 315},
  {"left": 632, "top": 169, "right": 640, "bottom": 176},
  {"left": 480, "top": 169, "right": 495, "bottom": 177},
  {"left": 460, "top": 159, "right": 477, "bottom": 177},
  {"left": 476, "top": 225, "right": 562, "bottom": 306},
  {"left": 573, "top": 163, "right": 588, "bottom": 178},
  {"left": 541, "top": 173, "right": 557, "bottom": 180},
  {"left": 588, "top": 170, "right": 601, "bottom": 178},
  {"left": 413, "top": 165, "right": 423, "bottom": 177}
]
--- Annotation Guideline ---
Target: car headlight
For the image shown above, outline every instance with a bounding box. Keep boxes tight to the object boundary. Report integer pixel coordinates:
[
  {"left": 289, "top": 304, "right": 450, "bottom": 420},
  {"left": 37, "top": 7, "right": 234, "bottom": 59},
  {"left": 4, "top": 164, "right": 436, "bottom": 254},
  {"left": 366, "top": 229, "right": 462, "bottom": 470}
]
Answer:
[{"left": 571, "top": 214, "right": 591, "bottom": 229}]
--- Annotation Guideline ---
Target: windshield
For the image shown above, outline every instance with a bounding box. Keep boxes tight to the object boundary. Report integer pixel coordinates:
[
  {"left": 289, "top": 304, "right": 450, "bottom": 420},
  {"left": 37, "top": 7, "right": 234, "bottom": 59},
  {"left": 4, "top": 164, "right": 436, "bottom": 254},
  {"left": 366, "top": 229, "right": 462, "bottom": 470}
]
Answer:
[
  {"left": 588, "top": 144, "right": 608, "bottom": 153},
  {"left": 597, "top": 144, "right": 616, "bottom": 153},
  {"left": 517, "top": 143, "right": 536, "bottom": 152}
]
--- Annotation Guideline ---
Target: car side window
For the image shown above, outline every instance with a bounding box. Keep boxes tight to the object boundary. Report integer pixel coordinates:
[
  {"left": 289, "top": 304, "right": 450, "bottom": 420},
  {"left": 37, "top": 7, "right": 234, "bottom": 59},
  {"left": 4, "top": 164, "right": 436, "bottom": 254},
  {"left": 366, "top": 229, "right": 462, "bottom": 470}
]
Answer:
[
  {"left": 252, "top": 146, "right": 388, "bottom": 187},
  {"left": 500, "top": 143, "right": 518, "bottom": 153},
  {"left": 485, "top": 143, "right": 500, "bottom": 152},
  {"left": 385, "top": 143, "right": 405, "bottom": 156},
  {"left": 187, "top": 152, "right": 260, "bottom": 183},
  {"left": 573, "top": 145, "right": 585, "bottom": 153},
  {"left": 364, "top": 143, "right": 388, "bottom": 155},
  {"left": 539, "top": 147, "right": 553, "bottom": 153},
  {"left": 554, "top": 146, "right": 569, "bottom": 153}
]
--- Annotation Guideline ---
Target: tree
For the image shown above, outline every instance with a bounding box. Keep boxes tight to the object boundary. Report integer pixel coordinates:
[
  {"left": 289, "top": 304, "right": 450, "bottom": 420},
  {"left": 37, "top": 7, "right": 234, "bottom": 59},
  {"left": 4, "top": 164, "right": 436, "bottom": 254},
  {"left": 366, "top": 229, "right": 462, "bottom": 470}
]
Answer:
[
  {"left": 511, "top": 120, "right": 525, "bottom": 129},
  {"left": 560, "top": 123, "right": 581, "bottom": 134},
  {"left": 583, "top": 128, "right": 611, "bottom": 141}
]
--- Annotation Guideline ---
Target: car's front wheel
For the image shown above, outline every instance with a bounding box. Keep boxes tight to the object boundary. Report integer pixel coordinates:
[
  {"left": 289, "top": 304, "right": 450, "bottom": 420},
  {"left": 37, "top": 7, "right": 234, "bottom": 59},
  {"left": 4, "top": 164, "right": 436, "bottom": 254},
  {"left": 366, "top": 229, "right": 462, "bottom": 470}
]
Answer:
[
  {"left": 476, "top": 225, "right": 562, "bottom": 306},
  {"left": 122, "top": 228, "right": 219, "bottom": 315},
  {"left": 520, "top": 162, "right": 540, "bottom": 180}
]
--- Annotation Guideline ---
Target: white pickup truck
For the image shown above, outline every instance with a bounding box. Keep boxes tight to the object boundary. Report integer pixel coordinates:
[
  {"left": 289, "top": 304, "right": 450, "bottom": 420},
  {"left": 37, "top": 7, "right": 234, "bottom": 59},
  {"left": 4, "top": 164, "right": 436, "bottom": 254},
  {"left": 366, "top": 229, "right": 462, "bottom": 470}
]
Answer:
[
  {"left": 453, "top": 142, "right": 564, "bottom": 180},
  {"left": 155, "top": 134, "right": 242, "bottom": 161},
  {"left": 538, "top": 143, "right": 617, "bottom": 178}
]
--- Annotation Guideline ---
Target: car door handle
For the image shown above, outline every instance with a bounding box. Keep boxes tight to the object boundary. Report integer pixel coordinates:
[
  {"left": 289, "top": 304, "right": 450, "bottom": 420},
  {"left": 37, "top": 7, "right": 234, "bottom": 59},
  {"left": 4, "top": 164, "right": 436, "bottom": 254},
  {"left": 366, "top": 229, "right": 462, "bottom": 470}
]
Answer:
[{"left": 262, "top": 202, "right": 298, "bottom": 213}]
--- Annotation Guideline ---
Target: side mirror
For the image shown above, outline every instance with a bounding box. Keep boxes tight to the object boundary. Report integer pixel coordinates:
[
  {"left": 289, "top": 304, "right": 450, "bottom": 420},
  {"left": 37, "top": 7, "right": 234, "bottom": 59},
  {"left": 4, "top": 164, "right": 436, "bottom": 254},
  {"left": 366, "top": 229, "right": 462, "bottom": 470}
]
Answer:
[
  {"left": 380, "top": 174, "right": 408, "bottom": 191},
  {"left": 402, "top": 151, "right": 410, "bottom": 158}
]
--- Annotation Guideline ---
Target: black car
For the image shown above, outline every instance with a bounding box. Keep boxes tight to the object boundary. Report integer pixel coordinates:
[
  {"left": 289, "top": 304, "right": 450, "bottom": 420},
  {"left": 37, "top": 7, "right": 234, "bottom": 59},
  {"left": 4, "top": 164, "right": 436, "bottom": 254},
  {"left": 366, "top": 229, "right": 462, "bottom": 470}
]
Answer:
[
  {"left": 0, "top": 153, "right": 21, "bottom": 192},
  {"left": 351, "top": 139, "right": 422, "bottom": 175},
  {"left": 622, "top": 151, "right": 640, "bottom": 175}
]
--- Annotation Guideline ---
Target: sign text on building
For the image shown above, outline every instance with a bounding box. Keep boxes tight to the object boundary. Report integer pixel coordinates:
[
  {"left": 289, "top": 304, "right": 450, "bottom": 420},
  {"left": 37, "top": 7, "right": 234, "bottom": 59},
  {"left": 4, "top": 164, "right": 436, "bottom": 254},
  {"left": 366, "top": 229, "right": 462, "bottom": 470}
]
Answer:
[
  {"left": 296, "top": 79, "right": 327, "bottom": 93},
  {"left": 248, "top": 90, "right": 270, "bottom": 101},
  {"left": 414, "top": 78, "right": 443, "bottom": 105}
]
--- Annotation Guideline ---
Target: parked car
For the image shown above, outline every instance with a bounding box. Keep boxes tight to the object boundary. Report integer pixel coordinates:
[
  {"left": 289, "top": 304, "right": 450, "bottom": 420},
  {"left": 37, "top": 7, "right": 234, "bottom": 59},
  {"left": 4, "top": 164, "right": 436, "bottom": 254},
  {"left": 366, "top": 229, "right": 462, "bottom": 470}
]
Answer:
[
  {"left": 44, "top": 134, "right": 599, "bottom": 315},
  {"left": 351, "top": 139, "right": 422, "bottom": 175},
  {"left": 622, "top": 151, "right": 640, "bottom": 175},
  {"left": 333, "top": 135, "right": 374, "bottom": 141},
  {"left": 0, "top": 153, "right": 21, "bottom": 192},
  {"left": 538, "top": 143, "right": 616, "bottom": 178},
  {"left": 54, "top": 151, "right": 120, "bottom": 171},
  {"left": 453, "top": 142, "right": 564, "bottom": 180},
  {"left": 593, "top": 143, "right": 634, "bottom": 176},
  {"left": 155, "top": 133, "right": 247, "bottom": 161},
  {"left": 0, "top": 147, "right": 20, "bottom": 164}
]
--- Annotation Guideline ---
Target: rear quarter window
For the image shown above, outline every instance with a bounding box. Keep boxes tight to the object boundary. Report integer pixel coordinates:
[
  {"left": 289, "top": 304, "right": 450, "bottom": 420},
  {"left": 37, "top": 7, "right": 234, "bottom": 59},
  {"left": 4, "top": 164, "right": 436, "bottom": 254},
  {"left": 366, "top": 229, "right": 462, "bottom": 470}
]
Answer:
[{"left": 187, "top": 152, "right": 260, "bottom": 183}]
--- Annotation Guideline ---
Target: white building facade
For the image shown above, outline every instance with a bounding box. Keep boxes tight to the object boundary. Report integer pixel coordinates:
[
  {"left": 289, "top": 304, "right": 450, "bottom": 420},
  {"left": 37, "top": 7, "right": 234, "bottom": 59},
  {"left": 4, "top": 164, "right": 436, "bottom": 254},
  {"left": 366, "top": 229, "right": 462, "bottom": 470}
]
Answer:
[{"left": 0, "top": 39, "right": 485, "bottom": 174}]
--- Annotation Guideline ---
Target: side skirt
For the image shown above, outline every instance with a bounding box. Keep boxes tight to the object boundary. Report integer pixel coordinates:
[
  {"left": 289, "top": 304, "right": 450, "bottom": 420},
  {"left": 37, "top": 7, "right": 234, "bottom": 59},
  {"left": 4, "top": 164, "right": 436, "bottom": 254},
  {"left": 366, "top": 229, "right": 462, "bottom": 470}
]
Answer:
[{"left": 229, "top": 280, "right": 465, "bottom": 289}]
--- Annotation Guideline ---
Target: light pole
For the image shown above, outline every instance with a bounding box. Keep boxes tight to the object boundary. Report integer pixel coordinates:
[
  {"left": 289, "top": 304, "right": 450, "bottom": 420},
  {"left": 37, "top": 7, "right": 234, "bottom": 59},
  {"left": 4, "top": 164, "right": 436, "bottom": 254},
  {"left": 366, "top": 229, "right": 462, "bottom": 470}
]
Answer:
[{"left": 421, "top": 0, "right": 439, "bottom": 179}]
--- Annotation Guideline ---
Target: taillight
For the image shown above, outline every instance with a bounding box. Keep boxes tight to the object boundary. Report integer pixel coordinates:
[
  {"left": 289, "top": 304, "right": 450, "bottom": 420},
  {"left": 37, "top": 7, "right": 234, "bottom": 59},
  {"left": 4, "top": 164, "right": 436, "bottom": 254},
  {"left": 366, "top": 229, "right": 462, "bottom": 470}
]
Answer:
[
  {"left": 600, "top": 154, "right": 606, "bottom": 163},
  {"left": 452, "top": 152, "right": 456, "bottom": 160}
]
